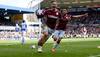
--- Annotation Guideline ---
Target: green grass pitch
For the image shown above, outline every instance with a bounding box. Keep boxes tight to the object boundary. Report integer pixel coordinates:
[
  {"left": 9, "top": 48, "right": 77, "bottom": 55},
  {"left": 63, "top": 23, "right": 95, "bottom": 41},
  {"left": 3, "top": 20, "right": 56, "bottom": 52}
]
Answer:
[{"left": 0, "top": 38, "right": 100, "bottom": 57}]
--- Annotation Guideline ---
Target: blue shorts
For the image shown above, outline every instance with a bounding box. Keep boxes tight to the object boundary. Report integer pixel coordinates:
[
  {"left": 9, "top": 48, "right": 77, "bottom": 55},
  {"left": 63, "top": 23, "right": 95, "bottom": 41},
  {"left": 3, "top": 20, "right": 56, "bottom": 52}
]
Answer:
[
  {"left": 15, "top": 28, "right": 20, "bottom": 32},
  {"left": 53, "top": 30, "right": 65, "bottom": 39},
  {"left": 21, "top": 29, "right": 26, "bottom": 32}
]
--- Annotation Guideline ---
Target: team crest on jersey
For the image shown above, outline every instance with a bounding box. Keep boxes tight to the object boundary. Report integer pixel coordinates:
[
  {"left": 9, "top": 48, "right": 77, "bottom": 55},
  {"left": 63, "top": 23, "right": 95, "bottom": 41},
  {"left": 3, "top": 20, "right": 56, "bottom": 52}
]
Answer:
[
  {"left": 56, "top": 12, "right": 59, "bottom": 15},
  {"left": 65, "top": 16, "right": 69, "bottom": 19}
]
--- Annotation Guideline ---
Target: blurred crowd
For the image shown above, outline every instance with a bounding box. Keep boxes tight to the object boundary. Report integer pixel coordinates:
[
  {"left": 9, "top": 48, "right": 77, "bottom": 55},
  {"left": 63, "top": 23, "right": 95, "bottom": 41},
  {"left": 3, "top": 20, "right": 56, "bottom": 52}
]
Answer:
[
  {"left": 65, "top": 24, "right": 100, "bottom": 38},
  {"left": 69, "top": 12, "right": 100, "bottom": 24},
  {"left": 0, "top": 18, "right": 15, "bottom": 26},
  {"left": 65, "top": 12, "right": 100, "bottom": 38},
  {"left": 0, "top": 30, "right": 39, "bottom": 40},
  {"left": 0, "top": 31, "right": 20, "bottom": 40}
]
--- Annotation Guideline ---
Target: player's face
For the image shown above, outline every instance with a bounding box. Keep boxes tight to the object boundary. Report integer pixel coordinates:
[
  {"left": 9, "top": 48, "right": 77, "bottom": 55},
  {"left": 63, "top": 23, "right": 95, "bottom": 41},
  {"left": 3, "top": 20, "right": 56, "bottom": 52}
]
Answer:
[
  {"left": 51, "top": 2, "right": 58, "bottom": 8},
  {"left": 62, "top": 9, "right": 68, "bottom": 14}
]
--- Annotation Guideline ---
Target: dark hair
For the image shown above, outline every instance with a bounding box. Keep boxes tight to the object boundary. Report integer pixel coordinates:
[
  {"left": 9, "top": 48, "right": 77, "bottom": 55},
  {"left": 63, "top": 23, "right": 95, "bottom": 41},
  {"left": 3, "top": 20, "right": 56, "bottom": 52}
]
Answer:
[
  {"left": 22, "top": 20, "right": 25, "bottom": 23},
  {"left": 50, "top": 0, "right": 57, "bottom": 3}
]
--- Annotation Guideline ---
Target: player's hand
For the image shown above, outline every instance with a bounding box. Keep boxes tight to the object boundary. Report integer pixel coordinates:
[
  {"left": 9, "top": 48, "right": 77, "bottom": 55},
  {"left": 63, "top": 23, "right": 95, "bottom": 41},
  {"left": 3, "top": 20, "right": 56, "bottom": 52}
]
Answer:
[{"left": 84, "top": 13, "right": 88, "bottom": 17}]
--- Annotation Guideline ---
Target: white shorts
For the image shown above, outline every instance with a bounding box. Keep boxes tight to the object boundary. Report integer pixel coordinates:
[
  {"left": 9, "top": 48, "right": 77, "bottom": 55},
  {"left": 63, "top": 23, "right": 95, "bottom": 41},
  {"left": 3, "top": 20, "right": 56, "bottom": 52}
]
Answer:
[
  {"left": 43, "top": 27, "right": 54, "bottom": 37},
  {"left": 53, "top": 30, "right": 65, "bottom": 39}
]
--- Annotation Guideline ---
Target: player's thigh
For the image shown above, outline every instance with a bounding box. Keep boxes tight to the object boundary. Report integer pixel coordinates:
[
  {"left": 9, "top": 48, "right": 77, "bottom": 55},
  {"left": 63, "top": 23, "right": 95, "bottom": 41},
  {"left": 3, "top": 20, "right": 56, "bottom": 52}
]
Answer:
[
  {"left": 59, "top": 30, "right": 65, "bottom": 38},
  {"left": 22, "top": 31, "right": 26, "bottom": 36},
  {"left": 42, "top": 26, "right": 49, "bottom": 35},
  {"left": 42, "top": 27, "right": 54, "bottom": 36},
  {"left": 53, "top": 30, "right": 59, "bottom": 38},
  {"left": 48, "top": 28, "right": 55, "bottom": 36}
]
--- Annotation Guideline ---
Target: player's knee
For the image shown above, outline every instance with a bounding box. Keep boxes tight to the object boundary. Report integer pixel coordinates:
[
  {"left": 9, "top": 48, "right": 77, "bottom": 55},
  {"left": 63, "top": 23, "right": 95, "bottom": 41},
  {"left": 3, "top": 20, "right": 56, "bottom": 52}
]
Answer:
[
  {"left": 38, "top": 42, "right": 43, "bottom": 46},
  {"left": 53, "top": 37, "right": 57, "bottom": 41},
  {"left": 43, "top": 32, "right": 49, "bottom": 36},
  {"left": 57, "top": 39, "right": 62, "bottom": 44}
]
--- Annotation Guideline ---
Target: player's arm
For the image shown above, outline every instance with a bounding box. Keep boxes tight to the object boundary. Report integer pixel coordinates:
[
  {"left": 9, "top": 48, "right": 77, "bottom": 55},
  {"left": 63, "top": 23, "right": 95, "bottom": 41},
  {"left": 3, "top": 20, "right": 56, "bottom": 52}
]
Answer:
[
  {"left": 72, "top": 13, "right": 88, "bottom": 18},
  {"left": 36, "top": 9, "right": 45, "bottom": 19}
]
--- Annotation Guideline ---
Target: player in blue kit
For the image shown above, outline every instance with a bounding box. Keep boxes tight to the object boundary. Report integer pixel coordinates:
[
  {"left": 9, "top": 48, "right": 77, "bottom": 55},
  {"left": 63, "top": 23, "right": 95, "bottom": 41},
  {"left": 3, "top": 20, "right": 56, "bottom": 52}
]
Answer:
[
  {"left": 21, "top": 20, "right": 27, "bottom": 45},
  {"left": 15, "top": 23, "right": 20, "bottom": 40}
]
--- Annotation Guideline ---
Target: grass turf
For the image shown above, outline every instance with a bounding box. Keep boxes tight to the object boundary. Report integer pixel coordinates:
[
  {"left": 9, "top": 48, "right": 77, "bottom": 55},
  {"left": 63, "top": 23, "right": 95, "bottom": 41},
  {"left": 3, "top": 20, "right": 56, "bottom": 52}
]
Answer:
[{"left": 0, "top": 38, "right": 100, "bottom": 57}]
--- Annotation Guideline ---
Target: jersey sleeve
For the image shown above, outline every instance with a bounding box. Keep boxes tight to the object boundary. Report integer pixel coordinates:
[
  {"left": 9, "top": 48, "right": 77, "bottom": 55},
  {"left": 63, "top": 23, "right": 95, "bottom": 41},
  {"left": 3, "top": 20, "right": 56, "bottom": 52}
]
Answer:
[{"left": 36, "top": 9, "right": 44, "bottom": 19}]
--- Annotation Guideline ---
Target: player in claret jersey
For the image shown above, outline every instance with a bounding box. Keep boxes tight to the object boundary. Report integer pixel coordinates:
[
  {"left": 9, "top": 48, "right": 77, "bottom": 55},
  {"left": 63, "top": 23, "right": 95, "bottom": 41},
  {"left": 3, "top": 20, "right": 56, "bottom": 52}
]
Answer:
[
  {"left": 37, "top": 1, "right": 61, "bottom": 53},
  {"left": 52, "top": 9, "right": 88, "bottom": 52}
]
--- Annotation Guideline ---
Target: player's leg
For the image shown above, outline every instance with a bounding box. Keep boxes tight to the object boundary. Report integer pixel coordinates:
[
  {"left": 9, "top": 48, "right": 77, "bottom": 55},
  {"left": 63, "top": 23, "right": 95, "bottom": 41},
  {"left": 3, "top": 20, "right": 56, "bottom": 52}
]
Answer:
[
  {"left": 52, "top": 33, "right": 57, "bottom": 45},
  {"left": 21, "top": 31, "right": 26, "bottom": 45},
  {"left": 52, "top": 30, "right": 65, "bottom": 52},
  {"left": 52, "top": 30, "right": 59, "bottom": 52},
  {"left": 15, "top": 32, "right": 19, "bottom": 40},
  {"left": 37, "top": 31, "right": 49, "bottom": 52},
  {"left": 56, "top": 30, "right": 65, "bottom": 45},
  {"left": 37, "top": 28, "right": 53, "bottom": 52}
]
